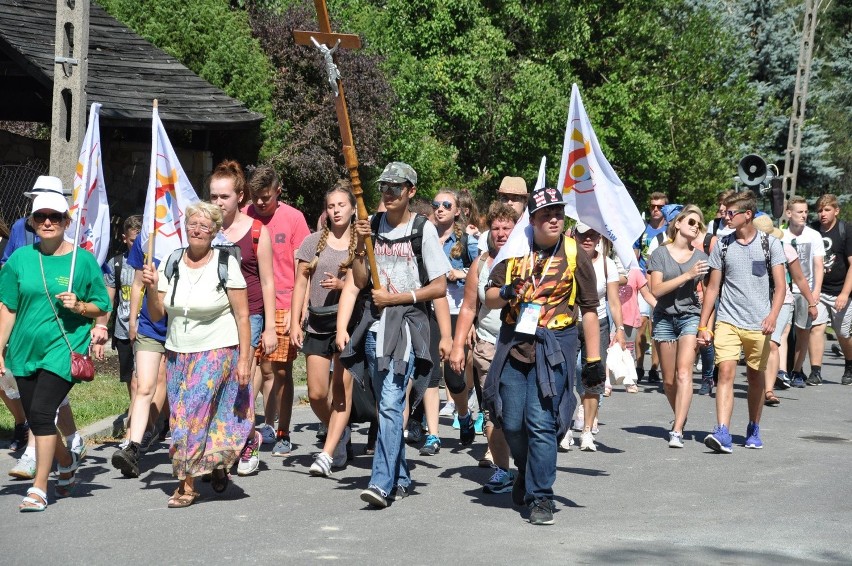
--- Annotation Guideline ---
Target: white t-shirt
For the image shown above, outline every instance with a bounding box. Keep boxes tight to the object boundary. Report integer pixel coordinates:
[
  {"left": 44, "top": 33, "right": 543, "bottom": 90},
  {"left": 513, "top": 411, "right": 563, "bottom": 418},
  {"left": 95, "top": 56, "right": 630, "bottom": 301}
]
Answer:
[
  {"left": 158, "top": 249, "right": 247, "bottom": 353},
  {"left": 782, "top": 225, "right": 824, "bottom": 294},
  {"left": 593, "top": 255, "right": 620, "bottom": 318}
]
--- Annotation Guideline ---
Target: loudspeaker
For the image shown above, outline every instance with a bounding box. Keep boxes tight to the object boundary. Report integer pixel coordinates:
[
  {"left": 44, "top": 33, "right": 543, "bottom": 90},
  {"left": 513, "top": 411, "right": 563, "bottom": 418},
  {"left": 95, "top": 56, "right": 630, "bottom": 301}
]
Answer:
[{"left": 738, "top": 154, "right": 767, "bottom": 187}]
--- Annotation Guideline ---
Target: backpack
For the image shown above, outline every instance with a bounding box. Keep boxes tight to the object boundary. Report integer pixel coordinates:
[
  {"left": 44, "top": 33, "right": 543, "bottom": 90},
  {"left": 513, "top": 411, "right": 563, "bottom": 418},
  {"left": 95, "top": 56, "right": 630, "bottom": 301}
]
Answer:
[
  {"left": 718, "top": 231, "right": 774, "bottom": 295},
  {"left": 370, "top": 212, "right": 431, "bottom": 286},
  {"left": 702, "top": 233, "right": 714, "bottom": 255},
  {"left": 163, "top": 247, "right": 233, "bottom": 307}
]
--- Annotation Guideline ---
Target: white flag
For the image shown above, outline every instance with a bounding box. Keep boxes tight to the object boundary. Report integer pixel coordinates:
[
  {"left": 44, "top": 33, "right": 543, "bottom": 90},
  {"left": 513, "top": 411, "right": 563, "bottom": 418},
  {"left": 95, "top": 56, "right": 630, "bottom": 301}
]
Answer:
[
  {"left": 66, "top": 102, "right": 110, "bottom": 265},
  {"left": 558, "top": 84, "right": 644, "bottom": 269},
  {"left": 140, "top": 104, "right": 200, "bottom": 263}
]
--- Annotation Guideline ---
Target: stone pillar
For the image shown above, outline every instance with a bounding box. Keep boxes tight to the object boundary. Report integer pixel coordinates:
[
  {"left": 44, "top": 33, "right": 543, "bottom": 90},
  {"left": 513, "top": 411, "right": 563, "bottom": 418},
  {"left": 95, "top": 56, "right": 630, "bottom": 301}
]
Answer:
[{"left": 49, "top": 0, "right": 90, "bottom": 193}]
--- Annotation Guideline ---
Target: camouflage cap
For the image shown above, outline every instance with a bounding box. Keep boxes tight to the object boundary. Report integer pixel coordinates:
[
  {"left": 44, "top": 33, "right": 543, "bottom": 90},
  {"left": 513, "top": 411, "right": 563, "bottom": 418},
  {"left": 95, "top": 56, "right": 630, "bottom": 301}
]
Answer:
[{"left": 378, "top": 162, "right": 417, "bottom": 186}]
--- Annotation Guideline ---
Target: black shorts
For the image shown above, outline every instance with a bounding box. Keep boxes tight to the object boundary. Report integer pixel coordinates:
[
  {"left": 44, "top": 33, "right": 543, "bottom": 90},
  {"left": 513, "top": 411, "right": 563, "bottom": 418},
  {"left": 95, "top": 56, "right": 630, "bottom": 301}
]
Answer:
[
  {"left": 114, "top": 337, "right": 135, "bottom": 383},
  {"left": 301, "top": 332, "right": 337, "bottom": 357}
]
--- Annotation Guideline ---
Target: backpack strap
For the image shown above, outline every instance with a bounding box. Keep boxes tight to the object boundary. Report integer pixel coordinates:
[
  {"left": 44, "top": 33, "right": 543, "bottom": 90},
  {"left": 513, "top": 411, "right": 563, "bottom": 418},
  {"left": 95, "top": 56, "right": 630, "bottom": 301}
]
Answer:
[
  {"left": 761, "top": 232, "right": 775, "bottom": 295},
  {"left": 164, "top": 248, "right": 185, "bottom": 307},
  {"left": 409, "top": 214, "right": 429, "bottom": 286},
  {"left": 702, "top": 233, "right": 713, "bottom": 255},
  {"left": 718, "top": 232, "right": 735, "bottom": 289},
  {"left": 216, "top": 248, "right": 229, "bottom": 291},
  {"left": 111, "top": 253, "right": 123, "bottom": 312}
]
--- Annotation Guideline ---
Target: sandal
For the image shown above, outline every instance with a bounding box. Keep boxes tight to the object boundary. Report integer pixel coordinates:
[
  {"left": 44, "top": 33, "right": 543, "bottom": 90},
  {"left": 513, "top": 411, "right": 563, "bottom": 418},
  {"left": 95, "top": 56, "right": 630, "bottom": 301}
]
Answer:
[
  {"left": 19, "top": 487, "right": 48, "bottom": 512},
  {"left": 765, "top": 391, "right": 780, "bottom": 406},
  {"left": 626, "top": 384, "right": 639, "bottom": 394},
  {"left": 211, "top": 468, "right": 229, "bottom": 493},
  {"left": 55, "top": 452, "right": 80, "bottom": 499},
  {"left": 167, "top": 486, "right": 199, "bottom": 508}
]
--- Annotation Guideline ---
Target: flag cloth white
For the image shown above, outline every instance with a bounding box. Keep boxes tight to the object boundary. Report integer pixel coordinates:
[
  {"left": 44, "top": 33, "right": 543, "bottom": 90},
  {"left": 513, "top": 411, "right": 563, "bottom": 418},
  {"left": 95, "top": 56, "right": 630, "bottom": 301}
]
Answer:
[
  {"left": 492, "top": 156, "right": 547, "bottom": 265},
  {"left": 140, "top": 104, "right": 200, "bottom": 264},
  {"left": 558, "top": 84, "right": 644, "bottom": 269},
  {"left": 66, "top": 102, "right": 110, "bottom": 266}
]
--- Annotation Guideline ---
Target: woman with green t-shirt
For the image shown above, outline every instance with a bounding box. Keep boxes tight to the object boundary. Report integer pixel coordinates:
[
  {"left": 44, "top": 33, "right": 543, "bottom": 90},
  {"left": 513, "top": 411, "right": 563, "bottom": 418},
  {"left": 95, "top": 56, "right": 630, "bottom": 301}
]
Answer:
[{"left": 0, "top": 186, "right": 110, "bottom": 512}]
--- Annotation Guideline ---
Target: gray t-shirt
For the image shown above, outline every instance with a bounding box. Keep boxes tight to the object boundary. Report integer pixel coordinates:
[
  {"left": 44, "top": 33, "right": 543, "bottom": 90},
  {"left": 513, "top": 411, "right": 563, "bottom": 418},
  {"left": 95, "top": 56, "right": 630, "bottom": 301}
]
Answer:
[
  {"left": 647, "top": 245, "right": 708, "bottom": 316},
  {"left": 103, "top": 253, "right": 135, "bottom": 340},
  {"left": 708, "top": 232, "right": 786, "bottom": 331},
  {"left": 295, "top": 231, "right": 350, "bottom": 334}
]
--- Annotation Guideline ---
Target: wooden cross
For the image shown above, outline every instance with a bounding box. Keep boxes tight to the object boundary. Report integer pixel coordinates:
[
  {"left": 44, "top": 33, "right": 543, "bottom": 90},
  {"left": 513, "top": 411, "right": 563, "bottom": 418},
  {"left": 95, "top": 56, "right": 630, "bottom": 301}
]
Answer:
[{"left": 294, "top": 0, "right": 380, "bottom": 290}]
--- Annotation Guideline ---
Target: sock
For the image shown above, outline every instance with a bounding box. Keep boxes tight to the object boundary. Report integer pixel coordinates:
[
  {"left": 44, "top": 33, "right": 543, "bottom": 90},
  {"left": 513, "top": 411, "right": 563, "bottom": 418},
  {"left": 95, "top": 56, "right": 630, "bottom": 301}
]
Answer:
[
  {"left": 846, "top": 359, "right": 852, "bottom": 370},
  {"left": 811, "top": 365, "right": 821, "bottom": 374},
  {"left": 24, "top": 446, "right": 36, "bottom": 458},
  {"left": 66, "top": 433, "right": 82, "bottom": 450}
]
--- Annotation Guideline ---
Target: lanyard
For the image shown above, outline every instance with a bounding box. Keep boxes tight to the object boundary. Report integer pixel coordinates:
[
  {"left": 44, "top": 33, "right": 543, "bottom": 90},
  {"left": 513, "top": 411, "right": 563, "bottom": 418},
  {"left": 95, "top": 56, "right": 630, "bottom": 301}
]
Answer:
[{"left": 529, "top": 238, "right": 561, "bottom": 291}]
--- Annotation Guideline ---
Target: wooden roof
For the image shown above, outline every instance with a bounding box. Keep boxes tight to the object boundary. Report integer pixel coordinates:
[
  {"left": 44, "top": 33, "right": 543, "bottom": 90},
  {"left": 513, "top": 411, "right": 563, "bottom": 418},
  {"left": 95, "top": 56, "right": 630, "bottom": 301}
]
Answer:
[{"left": 0, "top": 0, "right": 264, "bottom": 130}]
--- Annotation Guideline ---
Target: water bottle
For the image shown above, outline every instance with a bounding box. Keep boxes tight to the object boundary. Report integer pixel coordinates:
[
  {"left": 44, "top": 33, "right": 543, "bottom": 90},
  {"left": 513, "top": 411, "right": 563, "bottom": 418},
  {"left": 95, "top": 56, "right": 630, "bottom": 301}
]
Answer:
[{"left": 0, "top": 368, "right": 20, "bottom": 400}]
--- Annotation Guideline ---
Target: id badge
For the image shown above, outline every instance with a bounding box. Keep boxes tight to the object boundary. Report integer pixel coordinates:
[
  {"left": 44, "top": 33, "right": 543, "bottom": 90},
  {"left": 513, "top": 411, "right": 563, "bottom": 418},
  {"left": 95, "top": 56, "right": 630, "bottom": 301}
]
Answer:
[{"left": 516, "top": 302, "right": 542, "bottom": 335}]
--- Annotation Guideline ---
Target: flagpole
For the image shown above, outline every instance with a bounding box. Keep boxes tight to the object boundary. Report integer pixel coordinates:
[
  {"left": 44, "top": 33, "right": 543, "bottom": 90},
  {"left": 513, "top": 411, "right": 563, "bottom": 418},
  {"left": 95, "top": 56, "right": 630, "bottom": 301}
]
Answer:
[{"left": 146, "top": 99, "right": 158, "bottom": 267}]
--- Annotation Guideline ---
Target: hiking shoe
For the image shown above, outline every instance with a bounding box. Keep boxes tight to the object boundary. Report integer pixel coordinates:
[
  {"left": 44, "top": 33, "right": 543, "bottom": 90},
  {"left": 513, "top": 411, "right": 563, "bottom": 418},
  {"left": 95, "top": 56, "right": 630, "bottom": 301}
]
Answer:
[
  {"left": 316, "top": 422, "right": 328, "bottom": 442},
  {"left": 439, "top": 401, "right": 456, "bottom": 417},
  {"left": 669, "top": 431, "right": 684, "bottom": 448},
  {"left": 9, "top": 422, "right": 29, "bottom": 452},
  {"left": 237, "top": 430, "right": 261, "bottom": 476},
  {"left": 139, "top": 428, "right": 157, "bottom": 454},
  {"left": 528, "top": 499, "right": 555, "bottom": 525},
  {"left": 512, "top": 471, "right": 526, "bottom": 506},
  {"left": 704, "top": 424, "right": 733, "bottom": 454},
  {"left": 458, "top": 413, "right": 475, "bottom": 446},
  {"left": 806, "top": 370, "right": 822, "bottom": 386},
  {"left": 111, "top": 442, "right": 141, "bottom": 478},
  {"left": 391, "top": 484, "right": 410, "bottom": 501},
  {"left": 419, "top": 434, "right": 441, "bottom": 456},
  {"left": 559, "top": 433, "right": 574, "bottom": 452},
  {"left": 257, "top": 424, "right": 277, "bottom": 445},
  {"left": 647, "top": 368, "right": 661, "bottom": 383},
  {"left": 790, "top": 371, "right": 806, "bottom": 388},
  {"left": 842, "top": 367, "right": 852, "bottom": 386},
  {"left": 698, "top": 378, "right": 713, "bottom": 396},
  {"left": 483, "top": 467, "right": 515, "bottom": 494},
  {"left": 272, "top": 432, "right": 292, "bottom": 456},
  {"left": 8, "top": 453, "right": 36, "bottom": 479},
  {"left": 580, "top": 431, "right": 597, "bottom": 452},
  {"left": 745, "top": 422, "right": 763, "bottom": 449},
  {"left": 332, "top": 426, "right": 350, "bottom": 468},
  {"left": 309, "top": 452, "right": 333, "bottom": 477},
  {"left": 775, "top": 370, "right": 791, "bottom": 390},
  {"left": 360, "top": 485, "right": 388, "bottom": 508},
  {"left": 474, "top": 412, "right": 484, "bottom": 435},
  {"left": 405, "top": 420, "right": 423, "bottom": 445}
]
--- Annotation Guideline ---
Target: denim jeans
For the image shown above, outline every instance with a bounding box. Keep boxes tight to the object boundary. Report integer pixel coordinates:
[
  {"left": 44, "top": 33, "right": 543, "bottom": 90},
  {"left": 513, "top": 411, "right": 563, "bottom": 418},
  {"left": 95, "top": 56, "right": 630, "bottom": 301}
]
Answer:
[
  {"left": 365, "top": 331, "right": 414, "bottom": 496},
  {"left": 500, "top": 353, "right": 569, "bottom": 503}
]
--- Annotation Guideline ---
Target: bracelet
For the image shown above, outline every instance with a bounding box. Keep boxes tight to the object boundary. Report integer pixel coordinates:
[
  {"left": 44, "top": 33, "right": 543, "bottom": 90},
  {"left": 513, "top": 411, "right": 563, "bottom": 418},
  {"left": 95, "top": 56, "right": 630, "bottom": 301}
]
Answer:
[
  {"left": 95, "top": 324, "right": 108, "bottom": 331},
  {"left": 410, "top": 291, "right": 417, "bottom": 304},
  {"left": 75, "top": 301, "right": 86, "bottom": 316},
  {"left": 585, "top": 357, "right": 601, "bottom": 363},
  {"left": 809, "top": 303, "right": 817, "bottom": 308},
  {"left": 617, "top": 325, "right": 625, "bottom": 331},
  {"left": 697, "top": 326, "right": 708, "bottom": 331}
]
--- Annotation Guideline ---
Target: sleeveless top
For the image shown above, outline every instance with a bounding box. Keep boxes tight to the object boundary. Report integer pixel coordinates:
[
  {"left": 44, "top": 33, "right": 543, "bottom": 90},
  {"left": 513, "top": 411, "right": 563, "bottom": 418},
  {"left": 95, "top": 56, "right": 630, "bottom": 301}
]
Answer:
[
  {"left": 476, "top": 257, "right": 501, "bottom": 344},
  {"left": 235, "top": 225, "right": 264, "bottom": 316}
]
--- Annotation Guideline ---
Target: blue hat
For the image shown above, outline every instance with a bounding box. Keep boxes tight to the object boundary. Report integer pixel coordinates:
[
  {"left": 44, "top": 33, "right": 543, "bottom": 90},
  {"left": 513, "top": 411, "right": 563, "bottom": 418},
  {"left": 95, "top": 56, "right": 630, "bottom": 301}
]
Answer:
[{"left": 662, "top": 204, "right": 683, "bottom": 223}]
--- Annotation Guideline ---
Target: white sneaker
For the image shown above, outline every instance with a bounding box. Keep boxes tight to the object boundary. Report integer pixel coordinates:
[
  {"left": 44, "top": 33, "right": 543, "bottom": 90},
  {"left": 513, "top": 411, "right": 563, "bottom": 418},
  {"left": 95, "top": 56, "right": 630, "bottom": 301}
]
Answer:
[
  {"left": 309, "top": 452, "right": 333, "bottom": 477},
  {"left": 257, "top": 423, "right": 276, "bottom": 445},
  {"left": 572, "top": 405, "right": 585, "bottom": 431},
  {"left": 237, "top": 431, "right": 261, "bottom": 476},
  {"left": 332, "top": 426, "right": 350, "bottom": 468},
  {"left": 9, "top": 453, "right": 36, "bottom": 479},
  {"left": 668, "top": 431, "right": 684, "bottom": 449},
  {"left": 439, "top": 401, "right": 456, "bottom": 417},
  {"left": 559, "top": 434, "right": 574, "bottom": 452},
  {"left": 580, "top": 431, "right": 597, "bottom": 452}
]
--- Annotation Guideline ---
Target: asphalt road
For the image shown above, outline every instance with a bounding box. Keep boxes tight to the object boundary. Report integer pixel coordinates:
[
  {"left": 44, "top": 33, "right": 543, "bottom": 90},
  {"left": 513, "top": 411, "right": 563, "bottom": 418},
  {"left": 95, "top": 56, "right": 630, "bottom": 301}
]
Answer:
[{"left": 2, "top": 351, "right": 851, "bottom": 565}]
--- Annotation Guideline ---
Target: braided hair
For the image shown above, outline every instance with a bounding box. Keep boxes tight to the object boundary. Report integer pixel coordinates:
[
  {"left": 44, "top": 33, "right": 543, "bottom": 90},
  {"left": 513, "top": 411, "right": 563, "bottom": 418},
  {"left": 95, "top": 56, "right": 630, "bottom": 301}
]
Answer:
[{"left": 307, "top": 180, "right": 357, "bottom": 275}]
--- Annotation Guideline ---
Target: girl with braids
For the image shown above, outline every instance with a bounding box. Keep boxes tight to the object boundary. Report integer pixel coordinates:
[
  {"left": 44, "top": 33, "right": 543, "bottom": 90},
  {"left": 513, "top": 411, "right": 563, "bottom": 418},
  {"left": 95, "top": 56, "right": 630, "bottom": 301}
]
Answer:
[
  {"left": 291, "top": 180, "right": 361, "bottom": 477},
  {"left": 210, "top": 159, "right": 277, "bottom": 476},
  {"left": 420, "top": 189, "right": 479, "bottom": 455}
]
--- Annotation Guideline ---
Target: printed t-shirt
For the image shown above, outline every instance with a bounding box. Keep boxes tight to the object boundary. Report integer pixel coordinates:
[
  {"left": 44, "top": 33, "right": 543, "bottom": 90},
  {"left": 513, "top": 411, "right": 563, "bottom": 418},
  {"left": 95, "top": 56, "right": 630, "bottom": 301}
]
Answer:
[
  {"left": 0, "top": 246, "right": 110, "bottom": 382},
  {"left": 646, "top": 245, "right": 708, "bottom": 316},
  {"left": 782, "top": 225, "right": 825, "bottom": 294},
  {"left": 103, "top": 253, "right": 135, "bottom": 340},
  {"left": 157, "top": 249, "right": 246, "bottom": 353},
  {"left": 820, "top": 221, "right": 852, "bottom": 297},
  {"left": 246, "top": 202, "right": 309, "bottom": 310},
  {"left": 295, "top": 231, "right": 350, "bottom": 334},
  {"left": 127, "top": 236, "right": 167, "bottom": 342}
]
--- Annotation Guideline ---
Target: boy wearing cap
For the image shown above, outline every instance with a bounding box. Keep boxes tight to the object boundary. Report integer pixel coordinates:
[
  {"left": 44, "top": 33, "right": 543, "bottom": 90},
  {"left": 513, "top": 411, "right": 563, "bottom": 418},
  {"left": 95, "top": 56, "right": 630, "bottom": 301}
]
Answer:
[
  {"left": 697, "top": 191, "right": 786, "bottom": 453},
  {"left": 338, "top": 161, "right": 452, "bottom": 509},
  {"left": 483, "top": 187, "right": 601, "bottom": 525}
]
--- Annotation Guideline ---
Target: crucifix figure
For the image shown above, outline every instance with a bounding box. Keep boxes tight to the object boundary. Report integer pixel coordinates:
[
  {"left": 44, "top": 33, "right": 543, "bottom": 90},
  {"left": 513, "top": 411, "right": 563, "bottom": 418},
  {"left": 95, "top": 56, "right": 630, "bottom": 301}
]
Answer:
[{"left": 294, "top": 0, "right": 380, "bottom": 289}]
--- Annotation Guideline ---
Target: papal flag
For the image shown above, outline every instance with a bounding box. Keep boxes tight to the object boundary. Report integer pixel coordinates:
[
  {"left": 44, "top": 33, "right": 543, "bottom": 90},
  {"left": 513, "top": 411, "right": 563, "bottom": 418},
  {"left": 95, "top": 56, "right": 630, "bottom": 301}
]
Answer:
[
  {"left": 140, "top": 102, "right": 199, "bottom": 264},
  {"left": 558, "top": 83, "right": 644, "bottom": 269},
  {"left": 66, "top": 102, "right": 110, "bottom": 266}
]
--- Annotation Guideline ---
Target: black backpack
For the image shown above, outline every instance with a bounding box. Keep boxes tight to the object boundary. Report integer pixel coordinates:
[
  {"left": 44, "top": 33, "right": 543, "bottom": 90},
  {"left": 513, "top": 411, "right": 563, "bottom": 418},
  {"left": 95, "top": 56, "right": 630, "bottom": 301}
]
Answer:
[{"left": 163, "top": 245, "right": 237, "bottom": 306}]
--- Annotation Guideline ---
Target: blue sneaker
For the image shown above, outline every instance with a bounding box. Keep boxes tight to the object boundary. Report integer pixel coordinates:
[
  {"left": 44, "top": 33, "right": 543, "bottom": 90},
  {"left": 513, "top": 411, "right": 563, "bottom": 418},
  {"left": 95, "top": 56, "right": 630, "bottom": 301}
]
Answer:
[
  {"left": 790, "top": 371, "right": 806, "bottom": 388},
  {"left": 419, "top": 434, "right": 441, "bottom": 456},
  {"left": 704, "top": 424, "right": 733, "bottom": 454},
  {"left": 775, "top": 370, "right": 791, "bottom": 390},
  {"left": 745, "top": 422, "right": 763, "bottom": 449},
  {"left": 452, "top": 414, "right": 460, "bottom": 430},
  {"left": 473, "top": 412, "right": 484, "bottom": 435}
]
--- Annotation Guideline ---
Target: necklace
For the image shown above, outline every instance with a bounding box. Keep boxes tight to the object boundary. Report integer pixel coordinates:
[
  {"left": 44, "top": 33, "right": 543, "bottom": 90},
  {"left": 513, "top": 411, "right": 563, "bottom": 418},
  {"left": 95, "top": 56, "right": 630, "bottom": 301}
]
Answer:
[{"left": 182, "top": 250, "right": 213, "bottom": 320}]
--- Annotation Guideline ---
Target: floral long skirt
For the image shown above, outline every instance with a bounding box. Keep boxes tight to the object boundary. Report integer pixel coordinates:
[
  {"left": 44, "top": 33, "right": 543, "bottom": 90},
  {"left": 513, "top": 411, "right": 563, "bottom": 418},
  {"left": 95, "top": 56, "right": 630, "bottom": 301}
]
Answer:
[{"left": 166, "top": 347, "right": 252, "bottom": 479}]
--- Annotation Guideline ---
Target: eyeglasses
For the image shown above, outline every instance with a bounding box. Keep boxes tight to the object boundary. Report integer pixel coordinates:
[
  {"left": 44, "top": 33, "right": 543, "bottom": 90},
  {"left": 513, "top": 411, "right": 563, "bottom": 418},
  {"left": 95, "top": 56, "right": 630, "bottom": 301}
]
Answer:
[
  {"left": 32, "top": 212, "right": 66, "bottom": 223},
  {"left": 725, "top": 209, "right": 747, "bottom": 218},
  {"left": 499, "top": 194, "right": 526, "bottom": 203},
  {"left": 186, "top": 222, "right": 214, "bottom": 234},
  {"left": 432, "top": 200, "right": 453, "bottom": 210},
  {"left": 378, "top": 182, "right": 407, "bottom": 197}
]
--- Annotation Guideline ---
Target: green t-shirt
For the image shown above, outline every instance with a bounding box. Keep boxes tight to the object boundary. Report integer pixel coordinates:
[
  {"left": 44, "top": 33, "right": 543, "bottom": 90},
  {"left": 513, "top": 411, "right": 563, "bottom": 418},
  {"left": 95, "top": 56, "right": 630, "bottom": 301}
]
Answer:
[{"left": 0, "top": 245, "right": 111, "bottom": 382}]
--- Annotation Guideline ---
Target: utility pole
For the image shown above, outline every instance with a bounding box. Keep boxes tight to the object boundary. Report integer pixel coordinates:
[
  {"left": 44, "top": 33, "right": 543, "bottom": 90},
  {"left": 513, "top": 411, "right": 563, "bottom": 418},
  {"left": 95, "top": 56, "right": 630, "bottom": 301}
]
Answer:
[
  {"left": 49, "top": 0, "right": 90, "bottom": 193},
  {"left": 781, "top": 0, "right": 823, "bottom": 200}
]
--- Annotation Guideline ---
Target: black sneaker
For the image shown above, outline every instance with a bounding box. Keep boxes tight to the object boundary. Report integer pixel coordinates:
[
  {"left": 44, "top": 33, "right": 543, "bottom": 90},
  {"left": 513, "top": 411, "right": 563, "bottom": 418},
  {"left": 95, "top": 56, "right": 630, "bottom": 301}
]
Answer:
[
  {"left": 775, "top": 371, "right": 791, "bottom": 390},
  {"left": 9, "top": 422, "right": 29, "bottom": 452},
  {"left": 140, "top": 428, "right": 158, "bottom": 454},
  {"left": 391, "top": 484, "right": 410, "bottom": 501},
  {"left": 512, "top": 471, "right": 526, "bottom": 506},
  {"left": 528, "top": 499, "right": 555, "bottom": 525},
  {"left": 111, "top": 442, "right": 140, "bottom": 478},
  {"left": 806, "top": 370, "right": 822, "bottom": 386},
  {"left": 842, "top": 367, "right": 852, "bottom": 386},
  {"left": 317, "top": 422, "right": 328, "bottom": 443},
  {"left": 647, "top": 368, "right": 661, "bottom": 383},
  {"left": 360, "top": 485, "right": 388, "bottom": 508},
  {"left": 636, "top": 367, "right": 645, "bottom": 383},
  {"left": 405, "top": 421, "right": 423, "bottom": 445},
  {"left": 458, "top": 413, "right": 476, "bottom": 446}
]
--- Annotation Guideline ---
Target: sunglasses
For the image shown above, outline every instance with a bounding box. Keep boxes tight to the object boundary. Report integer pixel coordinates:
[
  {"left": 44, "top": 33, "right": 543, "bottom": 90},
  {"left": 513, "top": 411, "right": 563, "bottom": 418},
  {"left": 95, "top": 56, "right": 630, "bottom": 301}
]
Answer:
[
  {"left": 186, "top": 222, "right": 214, "bottom": 234},
  {"left": 432, "top": 200, "right": 453, "bottom": 211},
  {"left": 499, "top": 194, "right": 526, "bottom": 203},
  {"left": 684, "top": 218, "right": 704, "bottom": 228},
  {"left": 378, "top": 182, "right": 407, "bottom": 197},
  {"left": 32, "top": 212, "right": 66, "bottom": 223},
  {"left": 650, "top": 204, "right": 663, "bottom": 210},
  {"left": 725, "top": 209, "right": 747, "bottom": 218}
]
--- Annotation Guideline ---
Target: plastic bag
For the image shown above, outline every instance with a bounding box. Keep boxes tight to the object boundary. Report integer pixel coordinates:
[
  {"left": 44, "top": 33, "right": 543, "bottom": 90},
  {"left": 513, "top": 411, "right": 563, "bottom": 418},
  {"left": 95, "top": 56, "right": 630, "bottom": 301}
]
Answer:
[{"left": 606, "top": 345, "right": 637, "bottom": 386}]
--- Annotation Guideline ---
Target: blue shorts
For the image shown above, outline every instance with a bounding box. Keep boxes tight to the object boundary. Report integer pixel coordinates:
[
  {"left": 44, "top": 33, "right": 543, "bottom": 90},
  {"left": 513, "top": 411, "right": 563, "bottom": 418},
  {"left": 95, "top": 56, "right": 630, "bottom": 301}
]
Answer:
[
  {"left": 652, "top": 312, "right": 699, "bottom": 342},
  {"left": 249, "top": 314, "right": 263, "bottom": 349}
]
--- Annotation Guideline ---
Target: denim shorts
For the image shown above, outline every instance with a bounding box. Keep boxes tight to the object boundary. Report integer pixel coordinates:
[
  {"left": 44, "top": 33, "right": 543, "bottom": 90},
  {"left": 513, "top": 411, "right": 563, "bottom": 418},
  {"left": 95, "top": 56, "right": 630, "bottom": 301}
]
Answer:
[
  {"left": 652, "top": 312, "right": 699, "bottom": 342},
  {"left": 249, "top": 313, "right": 263, "bottom": 349}
]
